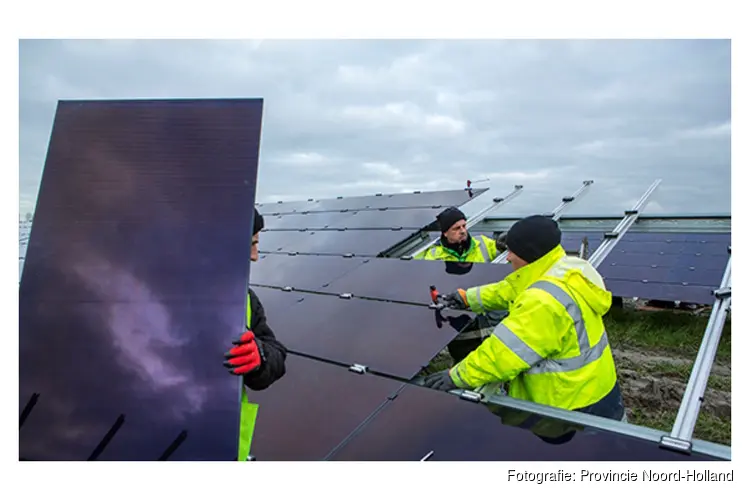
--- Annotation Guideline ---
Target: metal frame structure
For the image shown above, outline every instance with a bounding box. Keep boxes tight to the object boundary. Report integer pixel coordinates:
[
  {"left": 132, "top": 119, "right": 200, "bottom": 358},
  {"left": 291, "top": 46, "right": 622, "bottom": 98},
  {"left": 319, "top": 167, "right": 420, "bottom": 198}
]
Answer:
[
  {"left": 661, "top": 250, "right": 732, "bottom": 454},
  {"left": 438, "top": 387, "right": 731, "bottom": 460},
  {"left": 476, "top": 213, "right": 731, "bottom": 235},
  {"left": 490, "top": 180, "right": 594, "bottom": 263},
  {"left": 586, "top": 179, "right": 662, "bottom": 267},
  {"left": 405, "top": 184, "right": 524, "bottom": 259},
  {"left": 402, "top": 177, "right": 731, "bottom": 458}
]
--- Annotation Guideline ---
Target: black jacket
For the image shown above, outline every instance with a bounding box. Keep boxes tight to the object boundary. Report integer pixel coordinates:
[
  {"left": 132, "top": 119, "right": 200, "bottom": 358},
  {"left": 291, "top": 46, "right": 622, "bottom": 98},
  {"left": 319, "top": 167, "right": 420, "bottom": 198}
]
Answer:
[{"left": 243, "top": 288, "right": 287, "bottom": 390}]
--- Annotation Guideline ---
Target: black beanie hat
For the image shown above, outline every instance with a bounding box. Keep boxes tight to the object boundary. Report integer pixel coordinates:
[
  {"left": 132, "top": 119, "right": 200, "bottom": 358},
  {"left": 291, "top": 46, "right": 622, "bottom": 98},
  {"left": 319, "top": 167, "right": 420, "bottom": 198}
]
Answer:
[
  {"left": 253, "top": 208, "right": 265, "bottom": 235},
  {"left": 437, "top": 207, "right": 467, "bottom": 233},
  {"left": 505, "top": 215, "right": 561, "bottom": 264}
]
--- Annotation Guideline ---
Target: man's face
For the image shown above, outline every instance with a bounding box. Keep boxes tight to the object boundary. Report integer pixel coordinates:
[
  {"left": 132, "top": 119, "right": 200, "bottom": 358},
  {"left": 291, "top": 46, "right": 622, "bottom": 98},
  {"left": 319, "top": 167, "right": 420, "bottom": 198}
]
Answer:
[
  {"left": 250, "top": 233, "right": 259, "bottom": 262},
  {"left": 444, "top": 219, "right": 468, "bottom": 244}
]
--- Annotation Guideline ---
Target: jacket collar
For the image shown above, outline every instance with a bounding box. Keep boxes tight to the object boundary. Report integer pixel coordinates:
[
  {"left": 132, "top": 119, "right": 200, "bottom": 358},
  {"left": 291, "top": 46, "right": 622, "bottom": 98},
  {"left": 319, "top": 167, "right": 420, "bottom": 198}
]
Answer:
[
  {"left": 503, "top": 244, "right": 566, "bottom": 296},
  {"left": 439, "top": 234, "right": 476, "bottom": 261}
]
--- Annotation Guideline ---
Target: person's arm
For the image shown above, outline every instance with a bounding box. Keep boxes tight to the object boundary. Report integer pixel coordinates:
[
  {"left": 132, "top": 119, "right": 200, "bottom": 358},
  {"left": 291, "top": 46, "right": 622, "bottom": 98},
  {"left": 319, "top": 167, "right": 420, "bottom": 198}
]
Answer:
[
  {"left": 449, "top": 288, "right": 567, "bottom": 389},
  {"left": 243, "top": 289, "right": 287, "bottom": 390},
  {"left": 464, "top": 278, "right": 516, "bottom": 314}
]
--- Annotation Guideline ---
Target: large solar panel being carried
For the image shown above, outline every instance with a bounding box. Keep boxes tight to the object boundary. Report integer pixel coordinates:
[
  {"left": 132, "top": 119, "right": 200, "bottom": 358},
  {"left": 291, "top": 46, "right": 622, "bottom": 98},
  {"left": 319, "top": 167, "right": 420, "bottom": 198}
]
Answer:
[{"left": 19, "top": 98, "right": 263, "bottom": 460}]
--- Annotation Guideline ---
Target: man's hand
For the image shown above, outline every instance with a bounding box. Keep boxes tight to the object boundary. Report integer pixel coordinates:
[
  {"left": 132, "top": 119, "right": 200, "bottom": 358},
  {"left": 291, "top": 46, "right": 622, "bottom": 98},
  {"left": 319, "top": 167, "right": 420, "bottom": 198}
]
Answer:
[
  {"left": 423, "top": 369, "right": 458, "bottom": 392},
  {"left": 495, "top": 232, "right": 508, "bottom": 252},
  {"left": 224, "top": 330, "right": 265, "bottom": 375},
  {"left": 444, "top": 289, "right": 469, "bottom": 310}
]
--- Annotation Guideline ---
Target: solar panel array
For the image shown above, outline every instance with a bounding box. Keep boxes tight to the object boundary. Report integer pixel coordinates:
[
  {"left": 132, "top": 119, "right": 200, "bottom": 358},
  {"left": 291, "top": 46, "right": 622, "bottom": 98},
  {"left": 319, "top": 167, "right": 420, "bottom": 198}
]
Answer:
[
  {"left": 246, "top": 191, "right": 721, "bottom": 461},
  {"left": 256, "top": 188, "right": 487, "bottom": 256},
  {"left": 474, "top": 229, "right": 731, "bottom": 305},
  {"left": 18, "top": 98, "right": 729, "bottom": 462}
]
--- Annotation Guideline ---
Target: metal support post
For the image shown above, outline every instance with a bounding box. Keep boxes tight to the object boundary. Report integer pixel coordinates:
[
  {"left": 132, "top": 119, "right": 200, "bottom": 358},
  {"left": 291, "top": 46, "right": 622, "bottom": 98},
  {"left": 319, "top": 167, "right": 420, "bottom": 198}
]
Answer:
[
  {"left": 661, "top": 253, "right": 732, "bottom": 453},
  {"left": 587, "top": 179, "right": 662, "bottom": 268},
  {"left": 491, "top": 180, "right": 594, "bottom": 263},
  {"left": 407, "top": 184, "right": 524, "bottom": 258}
]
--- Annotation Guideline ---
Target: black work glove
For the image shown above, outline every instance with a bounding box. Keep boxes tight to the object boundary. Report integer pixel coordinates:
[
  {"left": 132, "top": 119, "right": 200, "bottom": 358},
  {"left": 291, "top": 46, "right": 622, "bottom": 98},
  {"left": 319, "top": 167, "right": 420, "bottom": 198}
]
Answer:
[
  {"left": 423, "top": 369, "right": 458, "bottom": 392},
  {"left": 495, "top": 232, "right": 508, "bottom": 252},
  {"left": 444, "top": 289, "right": 469, "bottom": 310}
]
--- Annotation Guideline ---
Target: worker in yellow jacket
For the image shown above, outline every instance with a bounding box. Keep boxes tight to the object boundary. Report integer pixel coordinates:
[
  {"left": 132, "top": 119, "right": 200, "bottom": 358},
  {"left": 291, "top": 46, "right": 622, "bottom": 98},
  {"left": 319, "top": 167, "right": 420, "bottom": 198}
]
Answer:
[
  {"left": 423, "top": 214, "right": 626, "bottom": 422},
  {"left": 413, "top": 206, "right": 502, "bottom": 263},
  {"left": 413, "top": 206, "right": 508, "bottom": 363}
]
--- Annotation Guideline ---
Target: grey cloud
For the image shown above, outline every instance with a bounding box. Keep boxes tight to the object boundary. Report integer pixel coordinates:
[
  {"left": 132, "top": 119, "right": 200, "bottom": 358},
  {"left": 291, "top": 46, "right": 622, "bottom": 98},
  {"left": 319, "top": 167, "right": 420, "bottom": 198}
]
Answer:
[{"left": 20, "top": 39, "right": 731, "bottom": 217}]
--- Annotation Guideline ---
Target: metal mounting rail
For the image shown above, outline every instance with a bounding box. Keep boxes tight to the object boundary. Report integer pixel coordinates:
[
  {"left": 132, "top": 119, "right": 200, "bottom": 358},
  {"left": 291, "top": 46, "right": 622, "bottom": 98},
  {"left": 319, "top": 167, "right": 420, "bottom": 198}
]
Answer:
[
  {"left": 407, "top": 184, "right": 524, "bottom": 258},
  {"left": 491, "top": 180, "right": 594, "bottom": 264},
  {"left": 587, "top": 179, "right": 662, "bottom": 268},
  {"left": 661, "top": 253, "right": 732, "bottom": 453}
]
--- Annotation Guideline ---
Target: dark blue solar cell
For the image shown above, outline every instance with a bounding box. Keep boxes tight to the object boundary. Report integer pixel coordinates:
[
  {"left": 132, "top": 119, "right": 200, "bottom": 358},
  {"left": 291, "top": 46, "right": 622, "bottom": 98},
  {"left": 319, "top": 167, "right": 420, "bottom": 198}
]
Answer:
[
  {"left": 332, "top": 207, "right": 441, "bottom": 230},
  {"left": 681, "top": 241, "right": 729, "bottom": 256},
  {"left": 256, "top": 290, "right": 464, "bottom": 378},
  {"left": 682, "top": 232, "right": 732, "bottom": 243},
  {"left": 601, "top": 263, "right": 672, "bottom": 283},
  {"left": 608, "top": 240, "right": 688, "bottom": 255},
  {"left": 604, "top": 279, "right": 717, "bottom": 304},
  {"left": 19, "top": 98, "right": 263, "bottom": 461},
  {"left": 322, "top": 258, "right": 513, "bottom": 305},
  {"left": 262, "top": 211, "right": 356, "bottom": 230},
  {"left": 273, "top": 228, "right": 415, "bottom": 257},
  {"left": 250, "top": 253, "right": 368, "bottom": 290},
  {"left": 258, "top": 188, "right": 487, "bottom": 215},
  {"left": 258, "top": 229, "right": 312, "bottom": 253},
  {"left": 256, "top": 199, "right": 317, "bottom": 215},
  {"left": 327, "top": 384, "right": 717, "bottom": 461},
  {"left": 246, "top": 354, "right": 405, "bottom": 461}
]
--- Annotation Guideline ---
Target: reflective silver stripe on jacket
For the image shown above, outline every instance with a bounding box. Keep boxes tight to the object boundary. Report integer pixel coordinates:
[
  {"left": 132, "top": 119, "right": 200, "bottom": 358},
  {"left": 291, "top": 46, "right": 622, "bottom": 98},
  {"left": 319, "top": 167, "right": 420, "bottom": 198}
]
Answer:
[
  {"left": 491, "top": 279, "right": 609, "bottom": 375},
  {"left": 477, "top": 238, "right": 490, "bottom": 262}
]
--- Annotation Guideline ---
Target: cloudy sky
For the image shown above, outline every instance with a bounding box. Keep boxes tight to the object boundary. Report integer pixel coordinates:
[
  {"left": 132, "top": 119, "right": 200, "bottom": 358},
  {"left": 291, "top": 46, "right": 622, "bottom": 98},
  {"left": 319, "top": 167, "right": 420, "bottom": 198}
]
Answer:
[{"left": 19, "top": 39, "right": 731, "bottom": 218}]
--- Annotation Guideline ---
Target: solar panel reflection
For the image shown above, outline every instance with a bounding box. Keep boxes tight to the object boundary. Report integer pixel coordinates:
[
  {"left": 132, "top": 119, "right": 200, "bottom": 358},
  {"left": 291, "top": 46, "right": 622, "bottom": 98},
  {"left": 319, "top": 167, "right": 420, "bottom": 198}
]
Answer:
[{"left": 327, "top": 384, "right": 719, "bottom": 461}]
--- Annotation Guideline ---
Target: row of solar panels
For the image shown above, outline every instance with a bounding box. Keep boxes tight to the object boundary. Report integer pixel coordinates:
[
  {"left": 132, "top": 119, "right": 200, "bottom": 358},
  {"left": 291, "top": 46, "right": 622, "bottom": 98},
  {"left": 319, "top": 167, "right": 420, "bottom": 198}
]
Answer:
[{"left": 254, "top": 228, "right": 730, "bottom": 306}]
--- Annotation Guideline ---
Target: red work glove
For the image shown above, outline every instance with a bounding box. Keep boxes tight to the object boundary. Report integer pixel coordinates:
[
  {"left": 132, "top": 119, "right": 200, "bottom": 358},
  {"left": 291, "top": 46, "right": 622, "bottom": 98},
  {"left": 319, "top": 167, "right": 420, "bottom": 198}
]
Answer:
[{"left": 223, "top": 330, "right": 265, "bottom": 375}]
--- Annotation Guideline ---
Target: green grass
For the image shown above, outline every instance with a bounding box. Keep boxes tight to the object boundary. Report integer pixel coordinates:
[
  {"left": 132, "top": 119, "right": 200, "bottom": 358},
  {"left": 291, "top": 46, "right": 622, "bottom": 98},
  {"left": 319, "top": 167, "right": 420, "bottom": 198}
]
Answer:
[
  {"left": 628, "top": 407, "right": 732, "bottom": 446},
  {"left": 604, "top": 306, "right": 732, "bottom": 364}
]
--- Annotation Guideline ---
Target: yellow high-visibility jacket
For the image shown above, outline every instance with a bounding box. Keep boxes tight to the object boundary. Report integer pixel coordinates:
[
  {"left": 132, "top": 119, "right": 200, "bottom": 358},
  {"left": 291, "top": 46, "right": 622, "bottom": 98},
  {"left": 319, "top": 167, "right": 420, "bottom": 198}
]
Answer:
[
  {"left": 449, "top": 244, "right": 618, "bottom": 411},
  {"left": 414, "top": 235, "right": 498, "bottom": 263}
]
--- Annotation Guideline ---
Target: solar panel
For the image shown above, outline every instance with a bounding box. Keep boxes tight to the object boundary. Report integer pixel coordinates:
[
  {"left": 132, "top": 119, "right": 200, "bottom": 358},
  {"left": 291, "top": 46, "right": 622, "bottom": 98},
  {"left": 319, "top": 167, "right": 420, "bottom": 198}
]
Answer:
[
  {"left": 263, "top": 207, "right": 443, "bottom": 232},
  {"left": 256, "top": 188, "right": 487, "bottom": 215},
  {"left": 322, "top": 258, "right": 514, "bottom": 305},
  {"left": 332, "top": 207, "right": 442, "bottom": 230},
  {"left": 252, "top": 288, "right": 465, "bottom": 379},
  {"left": 251, "top": 253, "right": 367, "bottom": 290},
  {"left": 263, "top": 228, "right": 415, "bottom": 257},
  {"left": 256, "top": 199, "right": 317, "bottom": 215},
  {"left": 327, "top": 384, "right": 717, "bottom": 461},
  {"left": 246, "top": 354, "right": 404, "bottom": 460},
  {"left": 18, "top": 98, "right": 262, "bottom": 461},
  {"left": 263, "top": 211, "right": 357, "bottom": 230},
  {"left": 604, "top": 280, "right": 718, "bottom": 304},
  {"left": 596, "top": 232, "right": 730, "bottom": 303},
  {"left": 257, "top": 229, "right": 311, "bottom": 252}
]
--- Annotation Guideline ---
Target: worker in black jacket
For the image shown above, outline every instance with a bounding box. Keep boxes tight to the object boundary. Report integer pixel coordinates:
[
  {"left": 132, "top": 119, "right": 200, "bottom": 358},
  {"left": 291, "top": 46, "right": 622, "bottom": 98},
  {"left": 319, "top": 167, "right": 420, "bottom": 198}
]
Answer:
[{"left": 223, "top": 208, "right": 287, "bottom": 390}]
